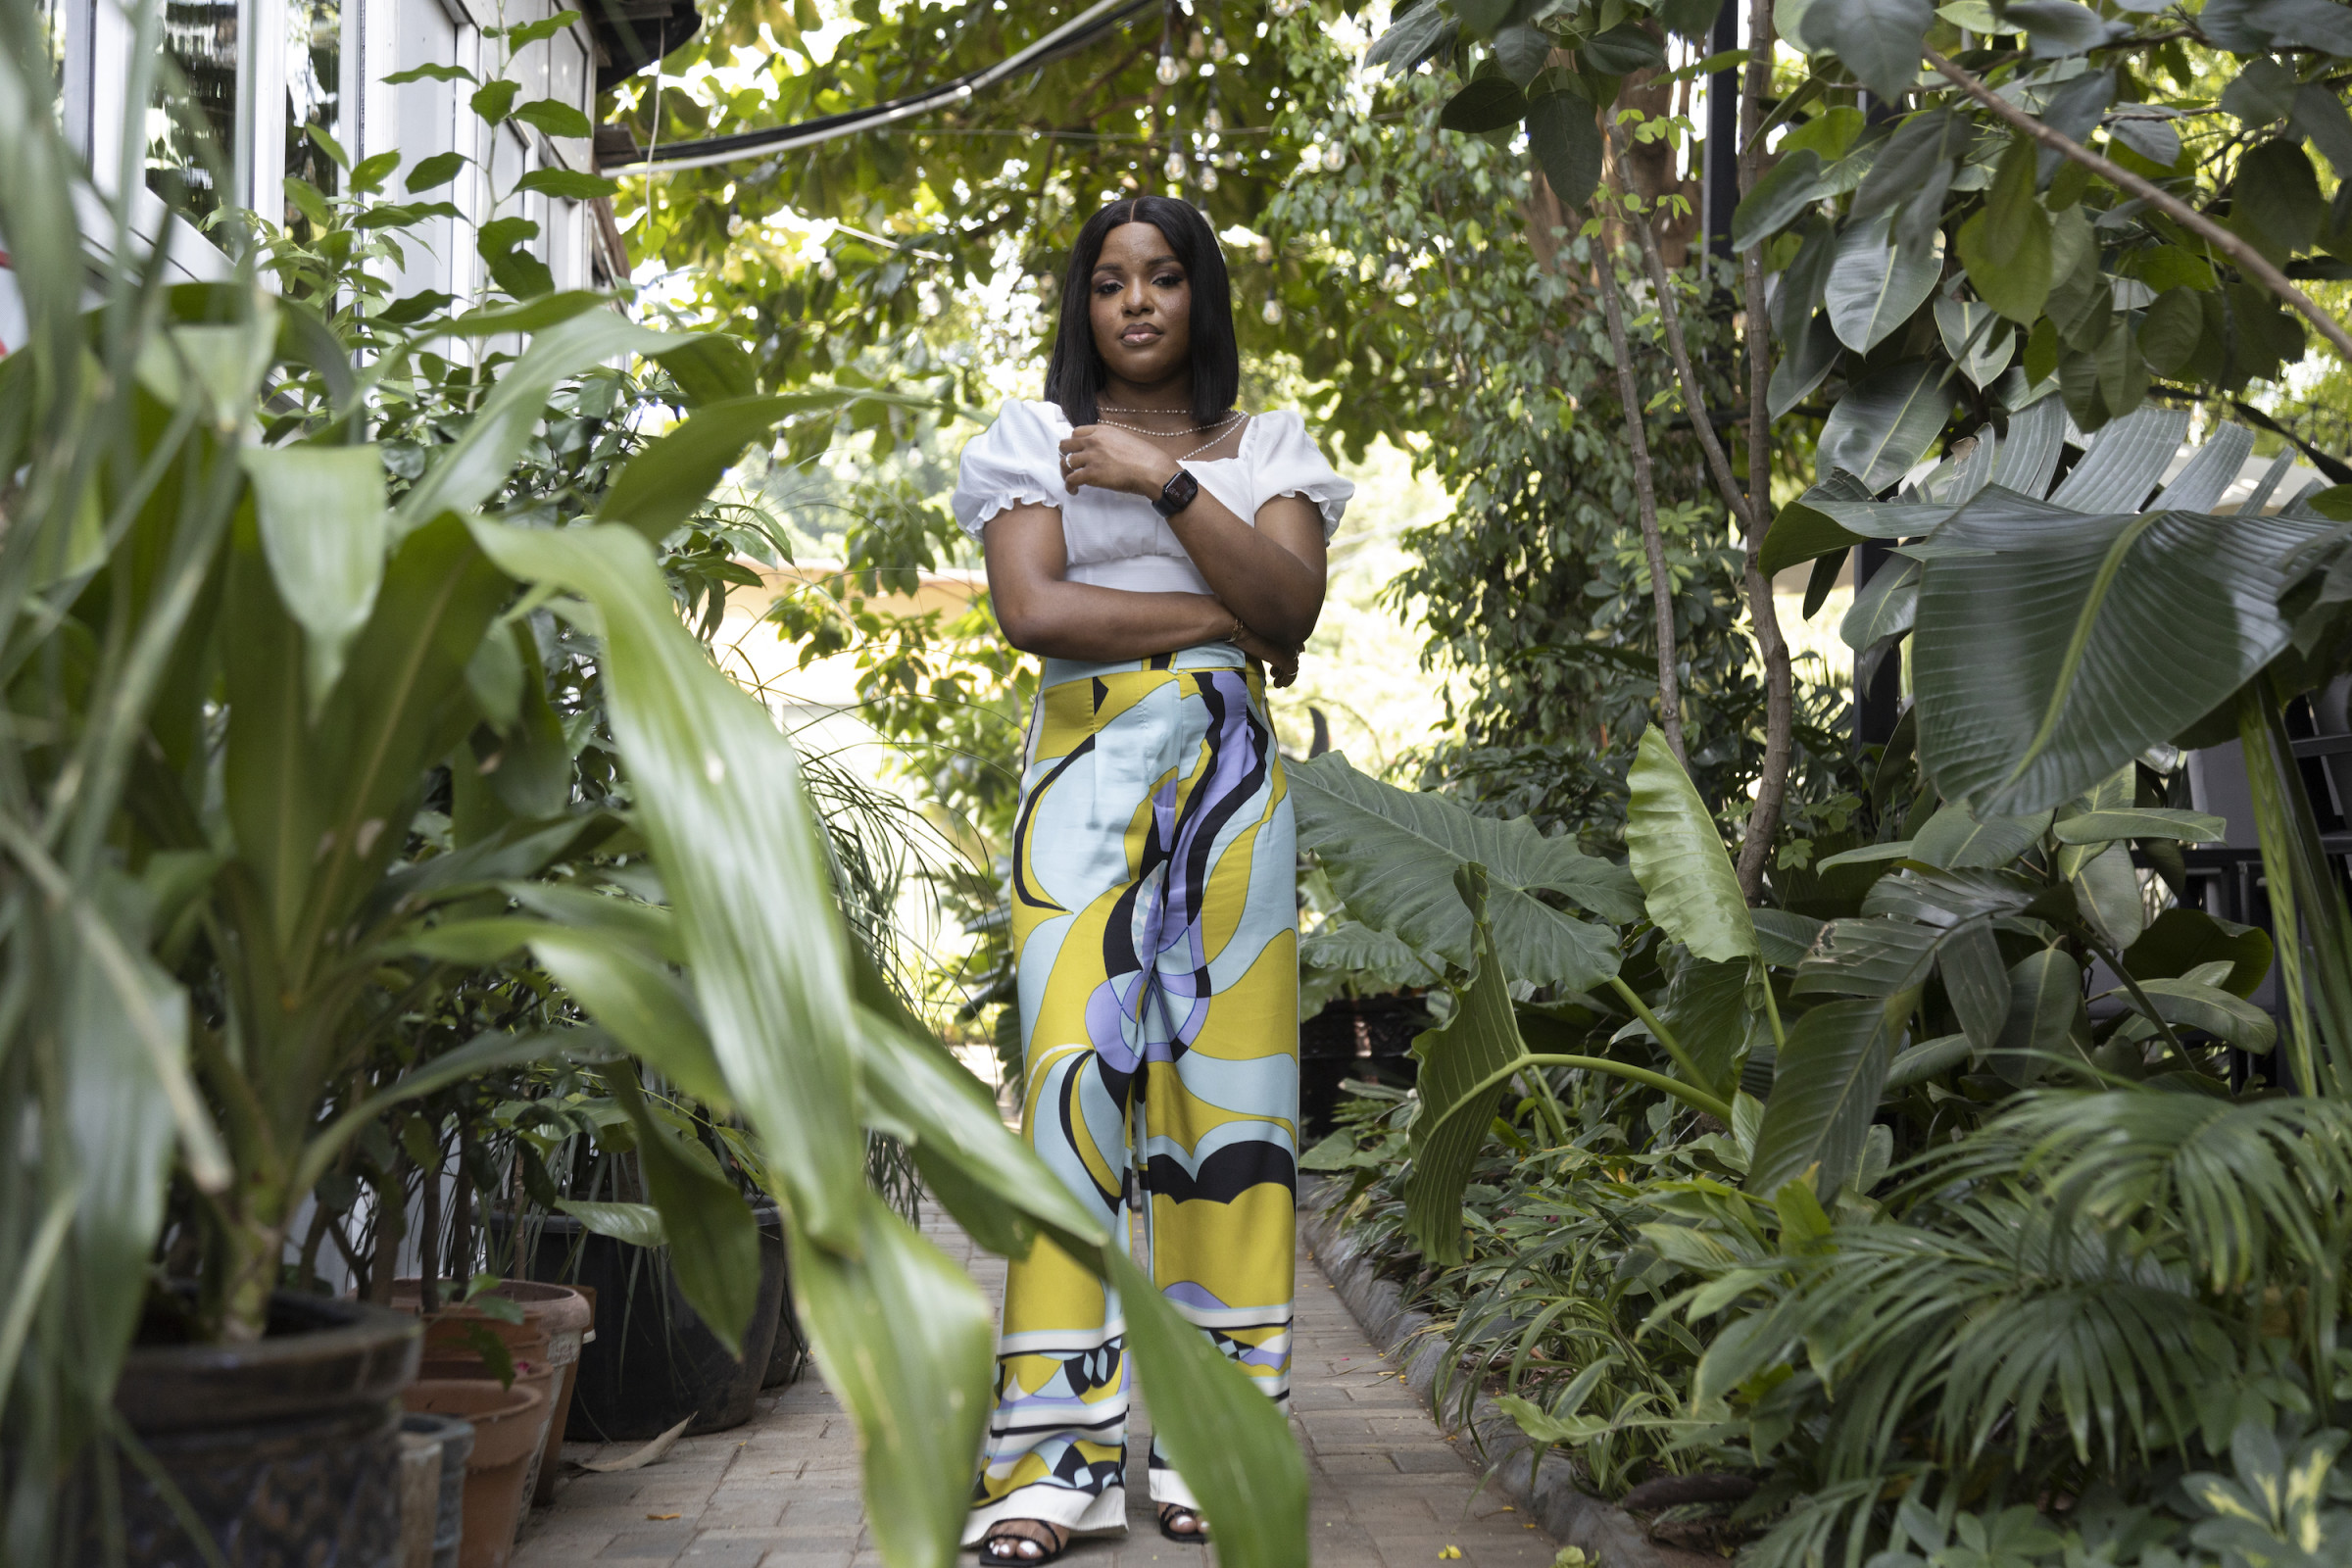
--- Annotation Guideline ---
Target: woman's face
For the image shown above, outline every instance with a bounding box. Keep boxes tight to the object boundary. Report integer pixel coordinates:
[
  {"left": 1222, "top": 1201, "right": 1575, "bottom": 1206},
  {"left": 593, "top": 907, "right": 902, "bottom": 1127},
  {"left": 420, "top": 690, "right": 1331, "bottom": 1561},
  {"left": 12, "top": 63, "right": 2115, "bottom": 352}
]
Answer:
[{"left": 1088, "top": 220, "right": 1193, "bottom": 388}]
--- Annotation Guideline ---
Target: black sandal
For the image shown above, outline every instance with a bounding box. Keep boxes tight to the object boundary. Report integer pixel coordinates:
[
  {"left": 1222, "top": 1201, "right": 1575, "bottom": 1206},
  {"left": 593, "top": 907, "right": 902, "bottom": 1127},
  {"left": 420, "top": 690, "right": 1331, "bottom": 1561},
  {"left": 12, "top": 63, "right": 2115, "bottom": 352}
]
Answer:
[
  {"left": 980, "top": 1520, "right": 1069, "bottom": 1563},
  {"left": 1157, "top": 1503, "right": 1210, "bottom": 1544}
]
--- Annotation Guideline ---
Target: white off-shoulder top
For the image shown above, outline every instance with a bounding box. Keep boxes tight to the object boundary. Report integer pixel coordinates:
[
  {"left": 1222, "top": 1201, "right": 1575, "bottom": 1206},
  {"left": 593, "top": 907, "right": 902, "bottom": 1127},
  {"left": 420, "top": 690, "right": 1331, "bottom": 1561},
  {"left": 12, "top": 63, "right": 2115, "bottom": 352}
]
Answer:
[{"left": 950, "top": 399, "right": 1354, "bottom": 596}]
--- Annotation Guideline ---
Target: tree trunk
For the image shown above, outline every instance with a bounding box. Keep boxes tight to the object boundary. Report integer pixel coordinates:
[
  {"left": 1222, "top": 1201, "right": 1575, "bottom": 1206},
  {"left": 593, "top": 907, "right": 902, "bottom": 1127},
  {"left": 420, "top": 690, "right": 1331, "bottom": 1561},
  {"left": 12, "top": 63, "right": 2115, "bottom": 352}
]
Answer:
[
  {"left": 1732, "top": 0, "right": 1795, "bottom": 902},
  {"left": 1592, "top": 246, "right": 1688, "bottom": 767}
]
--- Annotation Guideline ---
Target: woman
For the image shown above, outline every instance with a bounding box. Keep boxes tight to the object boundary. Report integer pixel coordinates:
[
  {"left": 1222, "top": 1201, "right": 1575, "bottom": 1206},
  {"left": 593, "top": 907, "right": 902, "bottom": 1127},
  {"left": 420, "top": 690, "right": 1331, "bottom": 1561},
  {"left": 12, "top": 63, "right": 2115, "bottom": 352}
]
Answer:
[{"left": 950, "top": 195, "right": 1352, "bottom": 1563}]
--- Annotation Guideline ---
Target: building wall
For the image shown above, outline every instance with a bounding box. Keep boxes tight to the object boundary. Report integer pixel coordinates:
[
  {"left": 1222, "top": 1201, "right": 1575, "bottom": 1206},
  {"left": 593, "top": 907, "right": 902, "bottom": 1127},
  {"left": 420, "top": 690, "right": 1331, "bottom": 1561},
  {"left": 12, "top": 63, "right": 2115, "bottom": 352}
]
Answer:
[{"left": 8, "top": 0, "right": 610, "bottom": 327}]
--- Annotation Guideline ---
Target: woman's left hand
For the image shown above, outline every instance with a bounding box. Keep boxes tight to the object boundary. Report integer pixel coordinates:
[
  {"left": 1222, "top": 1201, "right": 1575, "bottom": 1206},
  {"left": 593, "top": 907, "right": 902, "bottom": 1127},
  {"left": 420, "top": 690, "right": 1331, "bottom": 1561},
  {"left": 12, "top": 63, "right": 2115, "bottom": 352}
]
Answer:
[{"left": 1059, "top": 425, "right": 1180, "bottom": 499}]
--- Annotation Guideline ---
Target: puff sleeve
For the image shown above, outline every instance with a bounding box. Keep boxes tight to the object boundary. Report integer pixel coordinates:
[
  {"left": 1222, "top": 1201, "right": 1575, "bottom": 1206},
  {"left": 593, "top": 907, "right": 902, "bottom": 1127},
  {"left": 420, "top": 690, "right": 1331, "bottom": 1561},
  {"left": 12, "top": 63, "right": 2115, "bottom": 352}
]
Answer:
[
  {"left": 951, "top": 400, "right": 1072, "bottom": 539},
  {"left": 1249, "top": 411, "right": 1354, "bottom": 541}
]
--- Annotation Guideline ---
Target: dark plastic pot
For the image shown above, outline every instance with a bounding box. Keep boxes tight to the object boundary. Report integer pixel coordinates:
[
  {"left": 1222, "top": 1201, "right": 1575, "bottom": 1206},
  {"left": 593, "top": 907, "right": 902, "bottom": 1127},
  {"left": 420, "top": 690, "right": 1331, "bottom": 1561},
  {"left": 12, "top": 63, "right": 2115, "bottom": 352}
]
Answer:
[
  {"left": 759, "top": 1209, "right": 808, "bottom": 1390},
  {"left": 1299, "top": 992, "right": 1429, "bottom": 1140},
  {"left": 108, "top": 1288, "right": 421, "bottom": 1568},
  {"left": 487, "top": 1205, "right": 787, "bottom": 1441}
]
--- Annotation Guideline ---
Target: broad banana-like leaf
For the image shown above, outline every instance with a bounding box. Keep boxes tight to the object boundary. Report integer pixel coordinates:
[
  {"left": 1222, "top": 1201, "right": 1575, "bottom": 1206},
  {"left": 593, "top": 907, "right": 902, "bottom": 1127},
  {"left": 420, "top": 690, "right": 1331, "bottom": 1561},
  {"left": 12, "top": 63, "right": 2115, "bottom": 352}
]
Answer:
[
  {"left": 1107, "top": 1249, "right": 1311, "bottom": 1568},
  {"left": 1793, "top": 918, "right": 1942, "bottom": 997},
  {"left": 1656, "top": 952, "right": 1758, "bottom": 1098},
  {"left": 472, "top": 520, "right": 867, "bottom": 1250},
  {"left": 1860, "top": 866, "right": 2041, "bottom": 926},
  {"left": 1747, "top": 993, "right": 1907, "bottom": 1197},
  {"left": 1990, "top": 948, "right": 2083, "bottom": 1086},
  {"left": 608, "top": 1063, "right": 763, "bottom": 1357},
  {"left": 241, "top": 443, "right": 387, "bottom": 715},
  {"left": 2052, "top": 808, "right": 2228, "bottom": 844},
  {"left": 1753, "top": 906, "right": 1826, "bottom": 965},
  {"left": 1911, "top": 801, "right": 2054, "bottom": 868},
  {"left": 1941, "top": 920, "right": 2013, "bottom": 1054},
  {"left": 2045, "top": 406, "right": 2189, "bottom": 513},
  {"left": 2151, "top": 422, "right": 2255, "bottom": 514},
  {"left": 1885, "top": 1032, "right": 1974, "bottom": 1091},
  {"left": 1403, "top": 865, "right": 1532, "bottom": 1266},
  {"left": 1289, "top": 753, "right": 1636, "bottom": 990},
  {"left": 1626, "top": 728, "right": 1758, "bottom": 963},
  {"left": 2125, "top": 906, "right": 2275, "bottom": 999},
  {"left": 1913, "top": 494, "right": 2333, "bottom": 814},
  {"left": 2073, "top": 844, "right": 2147, "bottom": 951},
  {"left": 1936, "top": 297, "right": 2016, "bottom": 388},
  {"left": 2116, "top": 976, "right": 2278, "bottom": 1054},
  {"left": 789, "top": 1193, "right": 996, "bottom": 1568}
]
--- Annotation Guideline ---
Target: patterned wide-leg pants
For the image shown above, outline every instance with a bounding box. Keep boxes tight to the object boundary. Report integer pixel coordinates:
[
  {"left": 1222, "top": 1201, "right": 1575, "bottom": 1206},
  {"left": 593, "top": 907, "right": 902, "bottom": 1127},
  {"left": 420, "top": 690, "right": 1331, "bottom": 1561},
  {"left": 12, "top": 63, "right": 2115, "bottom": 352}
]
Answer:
[{"left": 963, "top": 646, "right": 1298, "bottom": 1544}]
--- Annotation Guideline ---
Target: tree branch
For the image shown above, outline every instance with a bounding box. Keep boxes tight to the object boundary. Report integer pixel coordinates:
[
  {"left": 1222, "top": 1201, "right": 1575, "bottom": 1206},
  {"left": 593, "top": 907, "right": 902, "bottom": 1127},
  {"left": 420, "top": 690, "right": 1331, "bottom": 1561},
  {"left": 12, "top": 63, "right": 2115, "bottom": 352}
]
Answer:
[
  {"left": 1592, "top": 237, "right": 1689, "bottom": 767},
  {"left": 1924, "top": 45, "right": 2352, "bottom": 367},
  {"left": 1737, "top": 0, "right": 1794, "bottom": 903}
]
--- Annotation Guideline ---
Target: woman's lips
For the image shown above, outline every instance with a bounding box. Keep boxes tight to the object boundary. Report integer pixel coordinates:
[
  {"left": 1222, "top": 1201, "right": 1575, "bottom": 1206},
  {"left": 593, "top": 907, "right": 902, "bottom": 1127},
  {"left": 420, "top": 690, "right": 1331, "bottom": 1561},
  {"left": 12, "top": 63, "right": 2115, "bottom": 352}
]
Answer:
[{"left": 1119, "top": 326, "right": 1160, "bottom": 344}]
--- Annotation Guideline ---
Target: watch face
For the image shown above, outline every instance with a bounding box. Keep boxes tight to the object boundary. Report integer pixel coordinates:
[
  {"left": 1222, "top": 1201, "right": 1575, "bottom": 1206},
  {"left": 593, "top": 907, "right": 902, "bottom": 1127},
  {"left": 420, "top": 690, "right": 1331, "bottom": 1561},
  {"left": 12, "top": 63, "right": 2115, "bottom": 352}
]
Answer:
[{"left": 1156, "top": 468, "right": 1200, "bottom": 516}]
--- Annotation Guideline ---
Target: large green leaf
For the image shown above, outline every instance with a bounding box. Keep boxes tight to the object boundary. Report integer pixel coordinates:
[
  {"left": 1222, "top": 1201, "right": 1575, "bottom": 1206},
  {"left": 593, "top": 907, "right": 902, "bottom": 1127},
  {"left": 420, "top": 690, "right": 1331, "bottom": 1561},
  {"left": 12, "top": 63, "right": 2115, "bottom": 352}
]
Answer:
[
  {"left": 555, "top": 1199, "right": 665, "bottom": 1248},
  {"left": 789, "top": 1193, "right": 996, "bottom": 1568},
  {"left": 2119, "top": 976, "right": 2278, "bottom": 1054},
  {"left": 1912, "top": 494, "right": 2331, "bottom": 815},
  {"left": 1526, "top": 86, "right": 1604, "bottom": 210},
  {"left": 1814, "top": 0, "right": 1933, "bottom": 101},
  {"left": 854, "top": 1008, "right": 1107, "bottom": 1251},
  {"left": 240, "top": 443, "right": 387, "bottom": 714},
  {"left": 1747, "top": 994, "right": 1906, "bottom": 1196},
  {"left": 1956, "top": 134, "right": 2053, "bottom": 323},
  {"left": 1403, "top": 865, "right": 1532, "bottom": 1266},
  {"left": 1108, "top": 1249, "right": 1311, "bottom": 1568},
  {"left": 1625, "top": 728, "right": 1757, "bottom": 963},
  {"left": 472, "top": 520, "right": 867, "bottom": 1250},
  {"left": 1941, "top": 920, "right": 2013, "bottom": 1054},
  {"left": 1289, "top": 752, "right": 1635, "bottom": 989},
  {"left": 1826, "top": 215, "right": 1941, "bottom": 354},
  {"left": 1758, "top": 469, "right": 1874, "bottom": 576},
  {"left": 1990, "top": 948, "right": 2083, "bottom": 1085},
  {"left": 1656, "top": 952, "right": 1759, "bottom": 1098},
  {"left": 1911, "top": 801, "right": 2054, "bottom": 868},
  {"left": 2053, "top": 808, "right": 2229, "bottom": 844},
  {"left": 608, "top": 1064, "right": 762, "bottom": 1356},
  {"left": 2073, "top": 843, "right": 2147, "bottom": 950},
  {"left": 1733, "top": 148, "right": 1826, "bottom": 251},
  {"left": 1793, "top": 917, "right": 1943, "bottom": 998},
  {"left": 1817, "top": 360, "right": 1957, "bottom": 492},
  {"left": 594, "top": 391, "right": 930, "bottom": 543}
]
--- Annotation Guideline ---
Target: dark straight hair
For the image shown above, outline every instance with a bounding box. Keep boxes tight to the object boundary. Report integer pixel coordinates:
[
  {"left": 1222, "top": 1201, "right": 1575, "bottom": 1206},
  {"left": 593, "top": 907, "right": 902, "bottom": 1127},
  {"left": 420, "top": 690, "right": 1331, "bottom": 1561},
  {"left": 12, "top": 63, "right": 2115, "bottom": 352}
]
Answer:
[{"left": 1044, "top": 195, "right": 1240, "bottom": 427}]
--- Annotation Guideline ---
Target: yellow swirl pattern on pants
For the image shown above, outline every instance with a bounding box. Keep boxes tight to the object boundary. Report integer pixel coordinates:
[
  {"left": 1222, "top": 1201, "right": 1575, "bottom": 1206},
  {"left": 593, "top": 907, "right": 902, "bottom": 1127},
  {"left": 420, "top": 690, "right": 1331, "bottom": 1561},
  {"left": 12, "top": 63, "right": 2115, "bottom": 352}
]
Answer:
[{"left": 964, "top": 647, "right": 1299, "bottom": 1544}]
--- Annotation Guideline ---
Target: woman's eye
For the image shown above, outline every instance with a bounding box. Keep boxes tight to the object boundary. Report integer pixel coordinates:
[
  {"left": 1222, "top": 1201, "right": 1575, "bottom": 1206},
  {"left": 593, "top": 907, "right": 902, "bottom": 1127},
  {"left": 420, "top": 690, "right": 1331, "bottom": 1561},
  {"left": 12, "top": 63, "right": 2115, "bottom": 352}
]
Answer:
[{"left": 1155, "top": 273, "right": 1184, "bottom": 288}]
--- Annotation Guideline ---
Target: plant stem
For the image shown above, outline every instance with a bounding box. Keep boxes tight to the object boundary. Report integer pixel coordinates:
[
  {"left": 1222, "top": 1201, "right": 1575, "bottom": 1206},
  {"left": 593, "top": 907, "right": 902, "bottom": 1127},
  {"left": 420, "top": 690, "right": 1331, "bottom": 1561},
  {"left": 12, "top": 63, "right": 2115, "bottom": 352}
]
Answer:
[
  {"left": 1604, "top": 117, "right": 1754, "bottom": 540},
  {"left": 1451, "top": 1053, "right": 1736, "bottom": 1126},
  {"left": 1735, "top": 0, "right": 1795, "bottom": 903},
  {"left": 1591, "top": 241, "right": 1689, "bottom": 766},
  {"left": 1606, "top": 973, "right": 1712, "bottom": 1091},
  {"left": 1757, "top": 964, "right": 1788, "bottom": 1054},
  {"left": 1923, "top": 46, "right": 2352, "bottom": 367}
]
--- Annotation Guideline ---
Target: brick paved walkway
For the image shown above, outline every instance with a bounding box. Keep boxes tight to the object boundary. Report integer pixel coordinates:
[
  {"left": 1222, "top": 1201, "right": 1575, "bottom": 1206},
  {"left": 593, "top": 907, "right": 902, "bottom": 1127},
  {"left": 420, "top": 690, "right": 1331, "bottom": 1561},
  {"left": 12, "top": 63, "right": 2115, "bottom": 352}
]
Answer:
[{"left": 515, "top": 1207, "right": 1561, "bottom": 1568}]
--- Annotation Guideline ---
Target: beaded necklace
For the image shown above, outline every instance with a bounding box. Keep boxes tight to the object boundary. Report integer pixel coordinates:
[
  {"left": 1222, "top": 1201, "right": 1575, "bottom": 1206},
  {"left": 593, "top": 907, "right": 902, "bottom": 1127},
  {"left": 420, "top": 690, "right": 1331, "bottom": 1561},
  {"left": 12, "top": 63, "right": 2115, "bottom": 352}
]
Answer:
[{"left": 1093, "top": 406, "right": 1248, "bottom": 459}]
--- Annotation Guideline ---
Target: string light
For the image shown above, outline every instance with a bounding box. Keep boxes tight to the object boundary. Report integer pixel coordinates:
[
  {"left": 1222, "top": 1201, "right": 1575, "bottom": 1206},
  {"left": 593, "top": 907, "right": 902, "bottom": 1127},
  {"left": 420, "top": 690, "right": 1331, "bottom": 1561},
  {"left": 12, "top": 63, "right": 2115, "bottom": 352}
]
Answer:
[{"left": 1156, "top": 50, "right": 1181, "bottom": 83}]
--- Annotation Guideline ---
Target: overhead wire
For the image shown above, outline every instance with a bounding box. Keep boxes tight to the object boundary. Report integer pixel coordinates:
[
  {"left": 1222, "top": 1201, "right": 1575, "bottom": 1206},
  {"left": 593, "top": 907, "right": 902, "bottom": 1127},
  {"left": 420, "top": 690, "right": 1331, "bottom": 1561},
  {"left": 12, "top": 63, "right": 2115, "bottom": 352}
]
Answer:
[{"left": 603, "top": 0, "right": 1159, "bottom": 174}]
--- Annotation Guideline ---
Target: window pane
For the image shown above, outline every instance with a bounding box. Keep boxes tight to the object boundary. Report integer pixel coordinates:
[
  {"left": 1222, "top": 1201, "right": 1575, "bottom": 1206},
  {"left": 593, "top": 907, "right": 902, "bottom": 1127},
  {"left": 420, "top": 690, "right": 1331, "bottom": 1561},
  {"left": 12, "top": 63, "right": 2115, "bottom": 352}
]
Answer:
[
  {"left": 147, "top": 0, "right": 239, "bottom": 220},
  {"left": 284, "top": 0, "right": 340, "bottom": 227}
]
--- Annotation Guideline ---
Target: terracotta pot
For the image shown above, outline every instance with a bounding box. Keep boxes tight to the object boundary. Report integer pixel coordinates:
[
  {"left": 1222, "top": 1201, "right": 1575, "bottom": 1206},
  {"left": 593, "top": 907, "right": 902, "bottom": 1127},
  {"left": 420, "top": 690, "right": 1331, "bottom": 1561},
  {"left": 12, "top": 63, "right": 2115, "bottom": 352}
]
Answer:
[
  {"left": 414, "top": 1351, "right": 557, "bottom": 1528},
  {"left": 107, "top": 1289, "right": 419, "bottom": 1567},
  {"left": 470, "top": 1282, "right": 593, "bottom": 1505},
  {"left": 401, "top": 1380, "right": 546, "bottom": 1568}
]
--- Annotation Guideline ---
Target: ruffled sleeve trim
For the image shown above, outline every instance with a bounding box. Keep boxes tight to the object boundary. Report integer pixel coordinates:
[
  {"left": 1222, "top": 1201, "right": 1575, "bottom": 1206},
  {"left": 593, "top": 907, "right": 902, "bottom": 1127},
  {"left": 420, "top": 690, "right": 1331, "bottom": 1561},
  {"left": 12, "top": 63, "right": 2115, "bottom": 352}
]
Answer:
[
  {"left": 1249, "top": 411, "right": 1354, "bottom": 540},
  {"left": 952, "top": 400, "right": 1072, "bottom": 539}
]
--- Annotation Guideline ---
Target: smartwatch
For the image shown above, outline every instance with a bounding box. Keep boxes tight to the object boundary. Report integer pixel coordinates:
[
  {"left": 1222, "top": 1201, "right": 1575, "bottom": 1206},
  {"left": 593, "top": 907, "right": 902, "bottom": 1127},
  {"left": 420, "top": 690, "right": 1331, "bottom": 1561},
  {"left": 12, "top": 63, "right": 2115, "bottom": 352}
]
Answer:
[{"left": 1152, "top": 467, "right": 1200, "bottom": 518}]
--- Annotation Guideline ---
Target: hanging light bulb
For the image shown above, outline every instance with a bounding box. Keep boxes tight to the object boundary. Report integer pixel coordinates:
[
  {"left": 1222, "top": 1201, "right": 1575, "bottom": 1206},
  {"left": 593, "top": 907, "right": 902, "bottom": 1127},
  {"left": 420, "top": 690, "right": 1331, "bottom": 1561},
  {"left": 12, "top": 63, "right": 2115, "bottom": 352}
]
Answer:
[
  {"left": 1210, "top": 33, "right": 1228, "bottom": 60},
  {"left": 1261, "top": 296, "right": 1284, "bottom": 325},
  {"left": 1321, "top": 141, "right": 1347, "bottom": 172},
  {"left": 1156, "top": 51, "right": 1182, "bottom": 84},
  {"left": 1252, "top": 235, "right": 1274, "bottom": 263},
  {"left": 1165, "top": 149, "right": 1187, "bottom": 181},
  {"left": 1187, "top": 29, "right": 1205, "bottom": 59},
  {"left": 1204, "top": 106, "right": 1223, "bottom": 131},
  {"left": 1199, "top": 165, "right": 1220, "bottom": 191}
]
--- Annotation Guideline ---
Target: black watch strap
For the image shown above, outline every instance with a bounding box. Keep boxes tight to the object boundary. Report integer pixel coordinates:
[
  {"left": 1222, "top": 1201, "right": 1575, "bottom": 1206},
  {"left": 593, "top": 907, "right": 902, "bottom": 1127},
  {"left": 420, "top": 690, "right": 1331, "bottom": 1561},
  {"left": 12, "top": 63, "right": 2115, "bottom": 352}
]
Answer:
[{"left": 1152, "top": 467, "right": 1200, "bottom": 518}]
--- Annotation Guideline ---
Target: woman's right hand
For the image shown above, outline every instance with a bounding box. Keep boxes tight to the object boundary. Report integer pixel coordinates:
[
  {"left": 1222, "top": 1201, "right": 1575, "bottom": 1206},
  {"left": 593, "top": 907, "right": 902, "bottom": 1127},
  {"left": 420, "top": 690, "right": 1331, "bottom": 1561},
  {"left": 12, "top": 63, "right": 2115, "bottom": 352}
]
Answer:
[{"left": 1233, "top": 625, "right": 1301, "bottom": 689}]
